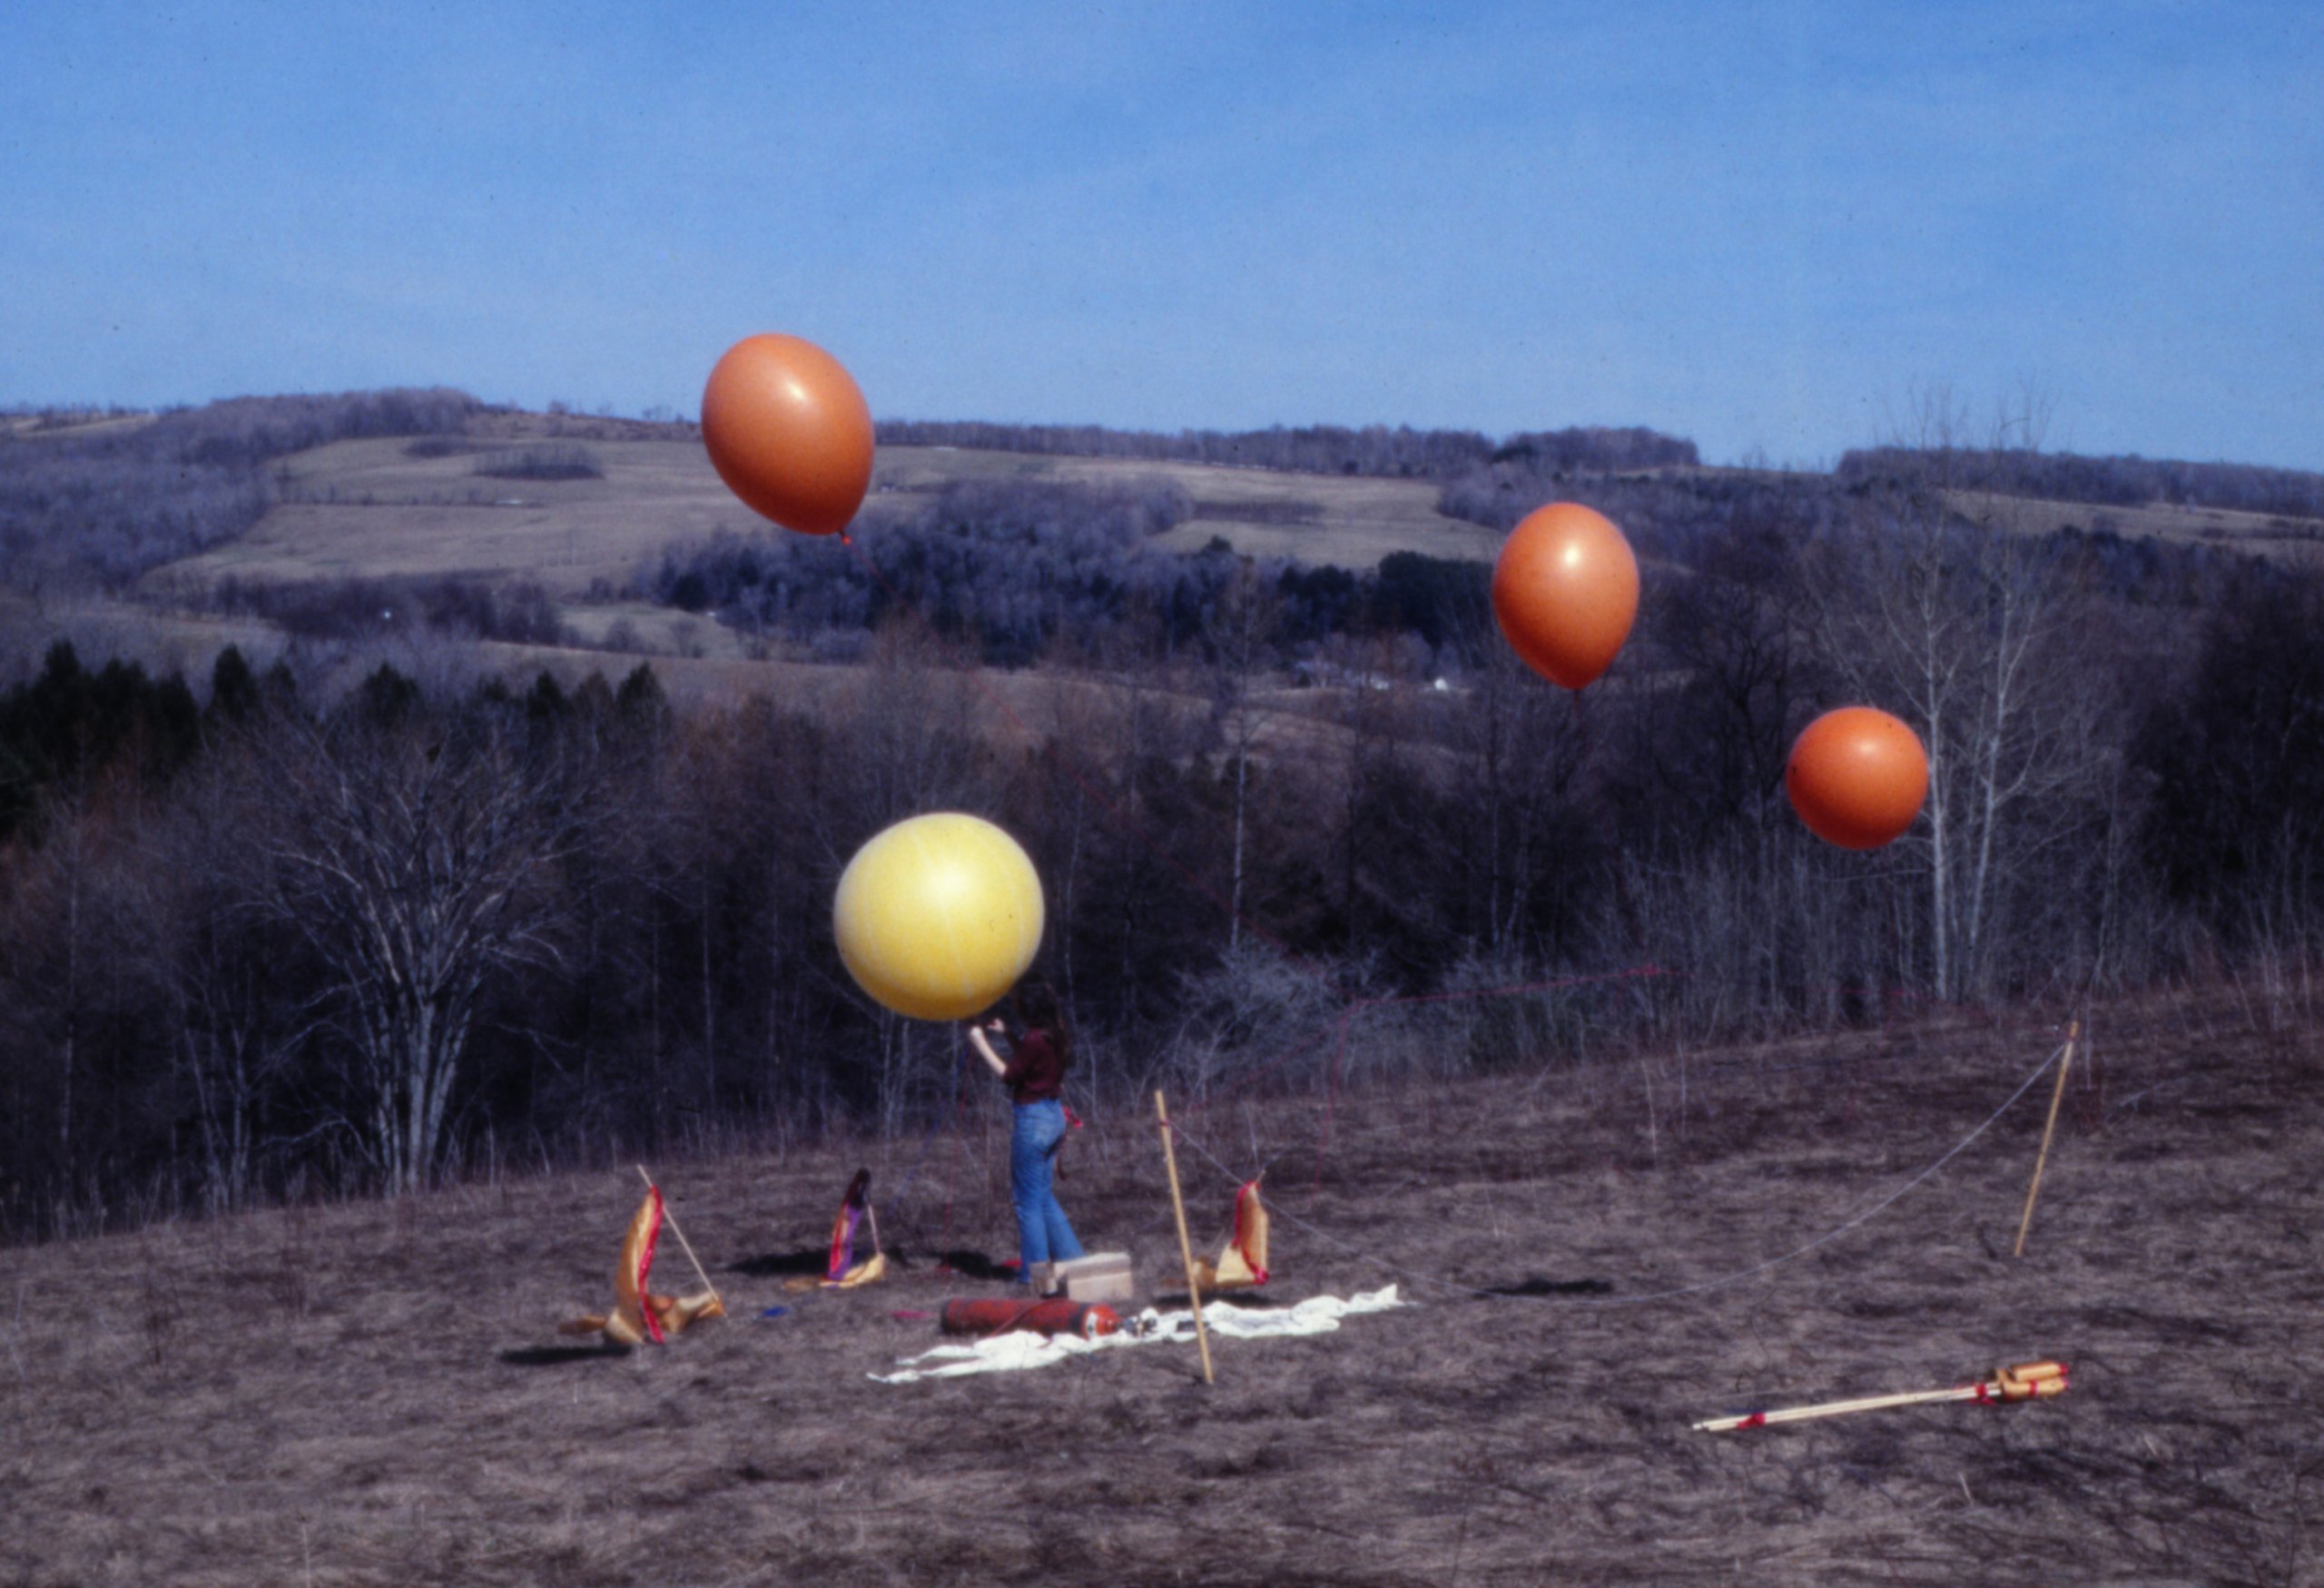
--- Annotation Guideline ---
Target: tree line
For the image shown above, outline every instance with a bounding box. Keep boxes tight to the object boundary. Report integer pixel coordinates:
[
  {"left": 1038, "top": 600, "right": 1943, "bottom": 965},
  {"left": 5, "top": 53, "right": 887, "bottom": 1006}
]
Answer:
[
  {"left": 5, "top": 476, "right": 2324, "bottom": 1241},
  {"left": 6, "top": 391, "right": 2324, "bottom": 1244},
  {"left": 645, "top": 464, "right": 2251, "bottom": 676},
  {"left": 874, "top": 418, "right": 1696, "bottom": 478},
  {"left": 1837, "top": 445, "right": 2324, "bottom": 521}
]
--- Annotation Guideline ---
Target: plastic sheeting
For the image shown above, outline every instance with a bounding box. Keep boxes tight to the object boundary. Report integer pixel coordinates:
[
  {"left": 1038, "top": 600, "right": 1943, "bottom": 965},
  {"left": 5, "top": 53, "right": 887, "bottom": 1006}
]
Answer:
[{"left": 869, "top": 1286, "right": 1405, "bottom": 1385}]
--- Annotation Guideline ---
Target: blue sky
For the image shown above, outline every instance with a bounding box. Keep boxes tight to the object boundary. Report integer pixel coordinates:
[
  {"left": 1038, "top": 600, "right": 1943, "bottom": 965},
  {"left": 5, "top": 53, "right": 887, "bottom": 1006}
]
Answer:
[{"left": 3, "top": 1, "right": 2318, "bottom": 469}]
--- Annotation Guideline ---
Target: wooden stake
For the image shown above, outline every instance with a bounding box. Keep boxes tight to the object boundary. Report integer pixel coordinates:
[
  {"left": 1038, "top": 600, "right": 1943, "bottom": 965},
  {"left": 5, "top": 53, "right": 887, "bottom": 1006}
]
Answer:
[
  {"left": 1155, "top": 1090, "right": 1215, "bottom": 1386},
  {"left": 636, "top": 1165, "right": 722, "bottom": 1302},
  {"left": 2013, "top": 1021, "right": 2080, "bottom": 1258}
]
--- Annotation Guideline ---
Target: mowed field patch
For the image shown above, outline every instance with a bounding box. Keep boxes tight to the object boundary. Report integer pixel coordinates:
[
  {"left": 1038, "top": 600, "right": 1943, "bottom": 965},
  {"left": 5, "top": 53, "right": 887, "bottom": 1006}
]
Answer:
[
  {"left": 1949, "top": 488, "right": 2324, "bottom": 560},
  {"left": 145, "top": 435, "right": 771, "bottom": 598},
  {"left": 140, "top": 432, "right": 1500, "bottom": 611}
]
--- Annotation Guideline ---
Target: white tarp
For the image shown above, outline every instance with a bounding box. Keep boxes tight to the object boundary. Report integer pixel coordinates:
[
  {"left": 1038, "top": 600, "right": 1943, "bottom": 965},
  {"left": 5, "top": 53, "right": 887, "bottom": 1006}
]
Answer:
[{"left": 869, "top": 1286, "right": 1407, "bottom": 1385}]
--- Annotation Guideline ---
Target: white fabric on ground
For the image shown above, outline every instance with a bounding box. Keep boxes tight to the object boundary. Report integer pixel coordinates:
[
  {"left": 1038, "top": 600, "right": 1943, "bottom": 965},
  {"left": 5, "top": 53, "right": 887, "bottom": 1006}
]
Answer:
[{"left": 869, "top": 1286, "right": 1406, "bottom": 1385}]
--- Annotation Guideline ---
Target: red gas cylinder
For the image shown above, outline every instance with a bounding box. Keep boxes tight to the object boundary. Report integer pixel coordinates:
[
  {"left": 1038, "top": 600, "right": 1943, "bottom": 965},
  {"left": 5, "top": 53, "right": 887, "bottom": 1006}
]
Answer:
[{"left": 940, "top": 1297, "right": 1121, "bottom": 1340}]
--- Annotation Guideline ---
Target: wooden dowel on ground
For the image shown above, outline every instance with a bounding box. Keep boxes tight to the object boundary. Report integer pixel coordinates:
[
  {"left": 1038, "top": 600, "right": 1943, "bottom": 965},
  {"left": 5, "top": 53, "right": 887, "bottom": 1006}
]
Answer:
[
  {"left": 636, "top": 1164, "right": 722, "bottom": 1302},
  {"left": 1154, "top": 1090, "right": 1215, "bottom": 1386},
  {"left": 1695, "top": 1361, "right": 2067, "bottom": 1433},
  {"left": 2013, "top": 1021, "right": 2081, "bottom": 1258},
  {"left": 1695, "top": 1385, "right": 1978, "bottom": 1432}
]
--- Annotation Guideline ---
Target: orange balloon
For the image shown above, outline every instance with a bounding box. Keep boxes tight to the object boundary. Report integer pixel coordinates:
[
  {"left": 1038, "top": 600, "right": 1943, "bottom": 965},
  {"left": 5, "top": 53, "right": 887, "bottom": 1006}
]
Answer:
[
  {"left": 1786, "top": 706, "right": 1929, "bottom": 850},
  {"left": 700, "top": 333, "right": 874, "bottom": 536},
  {"left": 1490, "top": 503, "right": 1640, "bottom": 689}
]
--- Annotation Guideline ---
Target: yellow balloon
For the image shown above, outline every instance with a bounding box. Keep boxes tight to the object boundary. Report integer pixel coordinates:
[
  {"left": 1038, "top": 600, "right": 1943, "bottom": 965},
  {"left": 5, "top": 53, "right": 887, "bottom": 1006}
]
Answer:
[{"left": 832, "top": 814, "right": 1045, "bottom": 1021}]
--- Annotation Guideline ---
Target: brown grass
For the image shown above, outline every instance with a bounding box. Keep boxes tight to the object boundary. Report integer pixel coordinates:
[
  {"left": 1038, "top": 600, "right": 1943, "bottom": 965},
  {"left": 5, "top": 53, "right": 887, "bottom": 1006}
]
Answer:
[
  {"left": 106, "top": 431, "right": 1494, "bottom": 689},
  {"left": 0, "top": 411, "right": 159, "bottom": 441},
  {"left": 136, "top": 436, "right": 1490, "bottom": 614},
  {"left": 153, "top": 434, "right": 746, "bottom": 598},
  {"left": 4, "top": 986, "right": 2319, "bottom": 1584},
  {"left": 1954, "top": 488, "right": 2324, "bottom": 563}
]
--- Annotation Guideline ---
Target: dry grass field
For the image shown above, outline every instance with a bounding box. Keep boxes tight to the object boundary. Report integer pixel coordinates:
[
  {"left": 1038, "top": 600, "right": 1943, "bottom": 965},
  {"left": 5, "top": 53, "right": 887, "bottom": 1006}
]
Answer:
[
  {"left": 741, "top": 438, "right": 1499, "bottom": 569},
  {"left": 5, "top": 985, "right": 2319, "bottom": 1585},
  {"left": 137, "top": 430, "right": 1491, "bottom": 609},
  {"left": 0, "top": 412, "right": 157, "bottom": 442},
  {"left": 102, "top": 426, "right": 1492, "bottom": 678},
  {"left": 1954, "top": 489, "right": 2324, "bottom": 562}
]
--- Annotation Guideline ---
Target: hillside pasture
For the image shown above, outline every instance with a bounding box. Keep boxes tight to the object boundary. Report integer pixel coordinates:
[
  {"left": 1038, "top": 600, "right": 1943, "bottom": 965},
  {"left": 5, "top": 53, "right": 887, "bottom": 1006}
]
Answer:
[
  {"left": 140, "top": 434, "right": 1494, "bottom": 614},
  {"left": 3, "top": 989, "right": 2318, "bottom": 1585},
  {"left": 1955, "top": 488, "right": 2324, "bottom": 562},
  {"left": 131, "top": 420, "right": 2320, "bottom": 641},
  {"left": 146, "top": 435, "right": 760, "bottom": 599},
  {"left": 71, "top": 413, "right": 2319, "bottom": 715},
  {"left": 114, "top": 427, "right": 1502, "bottom": 705},
  {"left": 0, "top": 410, "right": 159, "bottom": 441},
  {"left": 869, "top": 445, "right": 1495, "bottom": 567}
]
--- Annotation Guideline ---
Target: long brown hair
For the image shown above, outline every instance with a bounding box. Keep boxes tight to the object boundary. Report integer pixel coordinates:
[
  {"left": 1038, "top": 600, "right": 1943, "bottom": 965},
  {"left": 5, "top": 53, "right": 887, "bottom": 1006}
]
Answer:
[{"left": 1014, "top": 980, "right": 1070, "bottom": 1070}]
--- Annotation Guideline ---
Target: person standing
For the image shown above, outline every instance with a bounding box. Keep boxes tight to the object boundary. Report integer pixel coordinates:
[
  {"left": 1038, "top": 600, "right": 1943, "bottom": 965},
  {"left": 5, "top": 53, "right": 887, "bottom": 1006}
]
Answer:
[{"left": 965, "top": 981, "right": 1085, "bottom": 1283}]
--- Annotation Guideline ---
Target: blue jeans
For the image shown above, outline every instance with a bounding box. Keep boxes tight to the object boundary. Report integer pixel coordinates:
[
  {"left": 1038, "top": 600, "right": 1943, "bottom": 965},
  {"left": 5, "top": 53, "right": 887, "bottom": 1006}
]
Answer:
[{"left": 1009, "top": 1099, "right": 1084, "bottom": 1275}]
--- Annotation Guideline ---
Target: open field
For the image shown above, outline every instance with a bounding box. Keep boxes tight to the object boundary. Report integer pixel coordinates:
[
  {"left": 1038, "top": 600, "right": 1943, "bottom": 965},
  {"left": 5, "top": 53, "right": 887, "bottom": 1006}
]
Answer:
[
  {"left": 870, "top": 445, "right": 1499, "bottom": 567},
  {"left": 5, "top": 986, "right": 2319, "bottom": 1585},
  {"left": 140, "top": 424, "right": 2319, "bottom": 619},
  {"left": 1943, "top": 492, "right": 2324, "bottom": 562},
  {"left": 144, "top": 434, "right": 776, "bottom": 600},
  {"left": 1955, "top": 489, "right": 2324, "bottom": 560},
  {"left": 0, "top": 410, "right": 2273, "bottom": 711},
  {"left": 0, "top": 411, "right": 158, "bottom": 441},
  {"left": 136, "top": 432, "right": 1493, "bottom": 608},
  {"left": 107, "top": 429, "right": 1493, "bottom": 676}
]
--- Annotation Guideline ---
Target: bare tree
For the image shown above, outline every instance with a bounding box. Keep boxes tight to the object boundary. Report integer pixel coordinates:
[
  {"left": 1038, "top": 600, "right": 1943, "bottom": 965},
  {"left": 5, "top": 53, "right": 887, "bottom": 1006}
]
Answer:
[
  {"left": 1204, "top": 559, "right": 1283, "bottom": 952},
  {"left": 0, "top": 774, "right": 181, "bottom": 1235},
  {"left": 1809, "top": 391, "right": 2116, "bottom": 1002},
  {"left": 835, "top": 621, "right": 988, "bottom": 828},
  {"left": 1447, "top": 640, "right": 1597, "bottom": 956},
  {"left": 154, "top": 755, "right": 326, "bottom": 1212},
  {"left": 247, "top": 705, "right": 586, "bottom": 1191}
]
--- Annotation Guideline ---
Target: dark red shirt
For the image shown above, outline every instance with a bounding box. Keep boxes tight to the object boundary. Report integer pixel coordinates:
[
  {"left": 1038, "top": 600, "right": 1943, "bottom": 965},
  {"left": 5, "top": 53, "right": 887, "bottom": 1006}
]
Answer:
[{"left": 1001, "top": 1028, "right": 1066, "bottom": 1104}]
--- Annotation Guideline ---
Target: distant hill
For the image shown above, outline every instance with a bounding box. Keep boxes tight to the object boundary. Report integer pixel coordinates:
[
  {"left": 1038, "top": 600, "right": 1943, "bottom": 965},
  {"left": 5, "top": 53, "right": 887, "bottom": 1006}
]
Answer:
[{"left": 4, "top": 394, "right": 2319, "bottom": 679}]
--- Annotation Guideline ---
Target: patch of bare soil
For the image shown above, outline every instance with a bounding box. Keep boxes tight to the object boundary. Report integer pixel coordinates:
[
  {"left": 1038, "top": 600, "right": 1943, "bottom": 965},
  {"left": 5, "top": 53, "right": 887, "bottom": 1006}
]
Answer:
[{"left": 4, "top": 990, "right": 2319, "bottom": 1585}]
